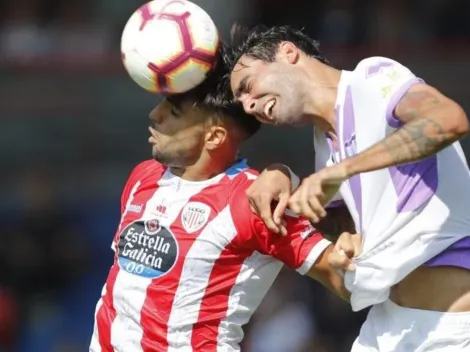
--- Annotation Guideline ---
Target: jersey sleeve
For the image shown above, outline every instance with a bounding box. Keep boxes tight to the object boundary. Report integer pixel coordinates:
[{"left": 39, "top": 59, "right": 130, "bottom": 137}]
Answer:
[
  {"left": 229, "top": 173, "right": 331, "bottom": 274},
  {"left": 252, "top": 212, "right": 331, "bottom": 274},
  {"left": 355, "top": 56, "right": 425, "bottom": 128}
]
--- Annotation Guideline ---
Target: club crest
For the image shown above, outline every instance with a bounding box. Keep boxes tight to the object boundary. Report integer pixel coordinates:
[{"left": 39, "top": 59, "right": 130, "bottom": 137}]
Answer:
[{"left": 181, "top": 202, "right": 211, "bottom": 234}]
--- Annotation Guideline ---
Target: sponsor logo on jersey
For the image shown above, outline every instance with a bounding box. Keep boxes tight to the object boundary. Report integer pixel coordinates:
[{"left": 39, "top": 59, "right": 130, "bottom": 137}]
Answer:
[
  {"left": 155, "top": 204, "right": 168, "bottom": 220},
  {"left": 300, "top": 223, "right": 315, "bottom": 239},
  {"left": 127, "top": 203, "right": 142, "bottom": 213},
  {"left": 181, "top": 202, "right": 211, "bottom": 234},
  {"left": 117, "top": 219, "right": 178, "bottom": 278}
]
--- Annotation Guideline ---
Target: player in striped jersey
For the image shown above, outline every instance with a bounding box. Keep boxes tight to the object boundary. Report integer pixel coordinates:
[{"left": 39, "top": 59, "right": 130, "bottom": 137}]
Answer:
[
  {"left": 89, "top": 65, "right": 359, "bottom": 351},
  {"left": 228, "top": 25, "right": 470, "bottom": 351}
]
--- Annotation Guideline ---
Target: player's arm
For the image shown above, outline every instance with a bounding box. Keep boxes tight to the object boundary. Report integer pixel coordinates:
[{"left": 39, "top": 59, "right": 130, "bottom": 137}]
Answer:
[
  {"left": 306, "top": 245, "right": 350, "bottom": 301},
  {"left": 231, "top": 174, "right": 356, "bottom": 300},
  {"left": 342, "top": 80, "right": 468, "bottom": 178},
  {"left": 251, "top": 213, "right": 354, "bottom": 301},
  {"left": 307, "top": 231, "right": 361, "bottom": 301}
]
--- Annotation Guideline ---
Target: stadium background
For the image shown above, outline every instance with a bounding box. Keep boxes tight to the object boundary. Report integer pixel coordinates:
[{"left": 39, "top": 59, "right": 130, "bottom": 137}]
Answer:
[{"left": 0, "top": 0, "right": 469, "bottom": 351}]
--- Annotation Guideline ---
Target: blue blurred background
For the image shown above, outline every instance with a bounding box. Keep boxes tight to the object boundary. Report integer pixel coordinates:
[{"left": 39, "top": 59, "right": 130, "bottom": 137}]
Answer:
[{"left": 1, "top": 0, "right": 469, "bottom": 351}]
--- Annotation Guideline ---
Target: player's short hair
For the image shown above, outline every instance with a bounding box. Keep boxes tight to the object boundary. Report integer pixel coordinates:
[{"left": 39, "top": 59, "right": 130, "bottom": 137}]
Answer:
[
  {"left": 165, "top": 45, "right": 260, "bottom": 140},
  {"left": 228, "top": 25, "right": 329, "bottom": 69}
]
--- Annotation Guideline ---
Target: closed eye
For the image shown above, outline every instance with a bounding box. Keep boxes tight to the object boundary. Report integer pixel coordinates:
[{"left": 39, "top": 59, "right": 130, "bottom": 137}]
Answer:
[
  {"left": 235, "top": 75, "right": 251, "bottom": 98},
  {"left": 170, "top": 106, "right": 181, "bottom": 117}
]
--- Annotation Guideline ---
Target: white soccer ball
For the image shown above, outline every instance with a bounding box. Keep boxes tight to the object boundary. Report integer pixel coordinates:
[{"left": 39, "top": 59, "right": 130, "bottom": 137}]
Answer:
[{"left": 121, "top": 0, "right": 220, "bottom": 94}]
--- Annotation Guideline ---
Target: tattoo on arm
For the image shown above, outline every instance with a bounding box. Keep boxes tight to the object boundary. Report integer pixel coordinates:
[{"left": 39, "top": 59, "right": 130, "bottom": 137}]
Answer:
[
  {"left": 383, "top": 90, "right": 456, "bottom": 163},
  {"left": 394, "top": 90, "right": 440, "bottom": 123},
  {"left": 343, "top": 85, "right": 467, "bottom": 177}
]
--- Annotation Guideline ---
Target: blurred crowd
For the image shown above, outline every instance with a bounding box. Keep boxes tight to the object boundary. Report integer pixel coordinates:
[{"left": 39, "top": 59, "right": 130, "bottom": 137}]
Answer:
[
  {"left": 1, "top": 0, "right": 470, "bottom": 61},
  {"left": 1, "top": 1, "right": 469, "bottom": 351}
]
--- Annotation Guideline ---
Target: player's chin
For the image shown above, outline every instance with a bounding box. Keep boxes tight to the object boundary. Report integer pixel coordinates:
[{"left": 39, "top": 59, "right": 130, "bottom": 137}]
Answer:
[{"left": 152, "top": 149, "right": 166, "bottom": 163}]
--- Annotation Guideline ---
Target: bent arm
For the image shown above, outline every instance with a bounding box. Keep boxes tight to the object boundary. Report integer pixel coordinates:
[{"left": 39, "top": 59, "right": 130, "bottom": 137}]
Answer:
[
  {"left": 342, "top": 84, "right": 469, "bottom": 178},
  {"left": 306, "top": 245, "right": 350, "bottom": 301}
]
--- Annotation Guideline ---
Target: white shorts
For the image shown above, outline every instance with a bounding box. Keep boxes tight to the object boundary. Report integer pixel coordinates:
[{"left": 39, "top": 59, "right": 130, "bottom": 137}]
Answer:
[{"left": 351, "top": 300, "right": 470, "bottom": 352}]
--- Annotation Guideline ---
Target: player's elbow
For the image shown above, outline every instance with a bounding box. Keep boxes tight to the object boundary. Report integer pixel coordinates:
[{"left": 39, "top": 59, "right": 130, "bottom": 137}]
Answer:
[{"left": 447, "top": 102, "right": 469, "bottom": 139}]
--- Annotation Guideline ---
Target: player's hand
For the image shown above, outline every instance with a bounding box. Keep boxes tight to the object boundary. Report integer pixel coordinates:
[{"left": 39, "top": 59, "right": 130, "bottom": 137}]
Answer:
[
  {"left": 328, "top": 232, "right": 362, "bottom": 274},
  {"left": 288, "top": 164, "right": 348, "bottom": 223},
  {"left": 246, "top": 164, "right": 293, "bottom": 235}
]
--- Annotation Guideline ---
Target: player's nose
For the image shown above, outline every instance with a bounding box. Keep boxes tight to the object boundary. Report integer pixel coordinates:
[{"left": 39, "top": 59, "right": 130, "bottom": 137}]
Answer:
[
  {"left": 149, "top": 106, "right": 164, "bottom": 125},
  {"left": 241, "top": 97, "right": 257, "bottom": 115}
]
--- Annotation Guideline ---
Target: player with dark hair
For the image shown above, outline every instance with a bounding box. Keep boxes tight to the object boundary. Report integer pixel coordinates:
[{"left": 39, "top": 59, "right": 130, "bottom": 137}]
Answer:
[
  {"left": 227, "top": 25, "right": 470, "bottom": 351},
  {"left": 89, "top": 53, "right": 360, "bottom": 352}
]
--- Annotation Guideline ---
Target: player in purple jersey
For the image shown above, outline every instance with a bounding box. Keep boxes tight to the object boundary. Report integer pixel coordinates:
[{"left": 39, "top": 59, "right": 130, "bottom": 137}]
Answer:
[{"left": 225, "top": 25, "right": 470, "bottom": 351}]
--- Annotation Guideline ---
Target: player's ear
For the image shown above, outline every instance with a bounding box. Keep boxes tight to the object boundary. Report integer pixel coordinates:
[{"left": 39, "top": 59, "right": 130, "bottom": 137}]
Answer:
[
  {"left": 205, "top": 124, "right": 228, "bottom": 150},
  {"left": 278, "top": 41, "right": 300, "bottom": 65}
]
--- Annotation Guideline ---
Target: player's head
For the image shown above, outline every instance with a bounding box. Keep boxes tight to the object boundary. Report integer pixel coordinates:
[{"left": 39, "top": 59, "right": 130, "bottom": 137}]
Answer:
[
  {"left": 149, "top": 56, "right": 260, "bottom": 168},
  {"left": 227, "top": 25, "right": 329, "bottom": 126}
]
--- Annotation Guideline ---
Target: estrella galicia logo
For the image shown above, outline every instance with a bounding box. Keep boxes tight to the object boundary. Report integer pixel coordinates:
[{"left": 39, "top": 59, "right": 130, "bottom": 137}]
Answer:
[{"left": 117, "top": 219, "right": 178, "bottom": 278}]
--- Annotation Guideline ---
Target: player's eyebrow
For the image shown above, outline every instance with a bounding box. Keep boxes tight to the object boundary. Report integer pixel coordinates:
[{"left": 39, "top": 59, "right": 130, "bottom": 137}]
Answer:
[
  {"left": 166, "top": 96, "right": 182, "bottom": 111},
  {"left": 235, "top": 75, "right": 250, "bottom": 98}
]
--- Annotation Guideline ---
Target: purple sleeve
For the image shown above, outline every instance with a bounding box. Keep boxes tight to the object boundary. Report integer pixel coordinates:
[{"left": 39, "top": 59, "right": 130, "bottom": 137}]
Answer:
[
  {"left": 385, "top": 77, "right": 425, "bottom": 128},
  {"left": 326, "top": 199, "right": 345, "bottom": 208}
]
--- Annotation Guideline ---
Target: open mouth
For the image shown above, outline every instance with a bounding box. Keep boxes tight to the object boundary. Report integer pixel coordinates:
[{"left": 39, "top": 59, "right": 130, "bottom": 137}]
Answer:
[{"left": 263, "top": 99, "right": 276, "bottom": 119}]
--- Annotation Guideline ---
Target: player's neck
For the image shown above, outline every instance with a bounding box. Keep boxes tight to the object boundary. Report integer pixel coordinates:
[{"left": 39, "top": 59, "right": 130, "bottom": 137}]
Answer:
[
  {"left": 304, "top": 60, "right": 341, "bottom": 134},
  {"left": 170, "top": 151, "right": 238, "bottom": 182}
]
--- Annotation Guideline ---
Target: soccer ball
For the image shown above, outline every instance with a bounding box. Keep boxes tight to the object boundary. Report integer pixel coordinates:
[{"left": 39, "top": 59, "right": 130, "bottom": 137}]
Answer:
[{"left": 121, "top": 0, "right": 220, "bottom": 94}]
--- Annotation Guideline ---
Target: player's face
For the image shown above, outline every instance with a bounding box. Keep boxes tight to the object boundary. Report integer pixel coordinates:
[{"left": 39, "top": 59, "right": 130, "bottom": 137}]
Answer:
[
  {"left": 230, "top": 53, "right": 307, "bottom": 126},
  {"left": 148, "top": 99, "right": 206, "bottom": 167}
]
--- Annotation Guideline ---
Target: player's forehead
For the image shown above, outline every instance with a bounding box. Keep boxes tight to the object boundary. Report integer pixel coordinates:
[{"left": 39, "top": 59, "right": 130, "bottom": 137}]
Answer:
[
  {"left": 230, "top": 55, "right": 263, "bottom": 96},
  {"left": 163, "top": 95, "right": 198, "bottom": 114},
  {"left": 156, "top": 96, "right": 211, "bottom": 126}
]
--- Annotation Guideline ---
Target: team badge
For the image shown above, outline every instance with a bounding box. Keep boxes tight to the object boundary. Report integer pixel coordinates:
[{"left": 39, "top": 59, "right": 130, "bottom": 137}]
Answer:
[
  {"left": 181, "top": 202, "right": 211, "bottom": 234},
  {"left": 145, "top": 219, "right": 161, "bottom": 234}
]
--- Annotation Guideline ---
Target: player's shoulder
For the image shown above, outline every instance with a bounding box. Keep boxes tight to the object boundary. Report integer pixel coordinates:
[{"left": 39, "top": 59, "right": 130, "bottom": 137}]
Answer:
[
  {"left": 352, "top": 56, "right": 412, "bottom": 79},
  {"left": 224, "top": 167, "right": 259, "bottom": 216},
  {"left": 227, "top": 167, "right": 259, "bottom": 195},
  {"left": 127, "top": 159, "right": 166, "bottom": 184},
  {"left": 354, "top": 56, "right": 401, "bottom": 71}
]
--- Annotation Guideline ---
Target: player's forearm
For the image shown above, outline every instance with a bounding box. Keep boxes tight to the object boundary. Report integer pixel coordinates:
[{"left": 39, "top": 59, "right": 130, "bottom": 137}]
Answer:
[
  {"left": 307, "top": 245, "right": 350, "bottom": 302},
  {"left": 342, "top": 100, "right": 468, "bottom": 177}
]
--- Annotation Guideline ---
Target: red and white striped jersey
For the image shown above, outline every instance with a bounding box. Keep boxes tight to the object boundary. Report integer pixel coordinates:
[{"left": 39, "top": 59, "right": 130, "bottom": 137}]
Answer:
[{"left": 90, "top": 159, "right": 330, "bottom": 352}]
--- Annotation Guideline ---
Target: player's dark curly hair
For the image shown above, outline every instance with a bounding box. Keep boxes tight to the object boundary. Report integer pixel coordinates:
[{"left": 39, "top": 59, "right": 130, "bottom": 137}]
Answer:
[
  {"left": 166, "top": 44, "right": 260, "bottom": 140},
  {"left": 228, "top": 24, "right": 329, "bottom": 70}
]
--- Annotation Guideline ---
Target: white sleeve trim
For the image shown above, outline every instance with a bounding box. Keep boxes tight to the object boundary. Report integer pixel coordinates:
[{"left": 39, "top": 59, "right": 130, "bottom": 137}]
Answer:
[
  {"left": 282, "top": 165, "right": 300, "bottom": 192},
  {"left": 296, "top": 238, "right": 332, "bottom": 275}
]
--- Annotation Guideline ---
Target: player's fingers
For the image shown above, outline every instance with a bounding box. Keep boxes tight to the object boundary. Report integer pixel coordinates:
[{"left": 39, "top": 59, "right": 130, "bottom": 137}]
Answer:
[
  {"left": 288, "top": 189, "right": 302, "bottom": 215},
  {"left": 334, "top": 232, "right": 356, "bottom": 258},
  {"left": 289, "top": 195, "right": 318, "bottom": 222},
  {"left": 299, "top": 200, "right": 320, "bottom": 223},
  {"left": 306, "top": 197, "right": 326, "bottom": 223},
  {"left": 305, "top": 182, "right": 327, "bottom": 220},
  {"left": 260, "top": 211, "right": 280, "bottom": 233},
  {"left": 248, "top": 197, "right": 260, "bottom": 215},
  {"left": 256, "top": 194, "right": 279, "bottom": 233},
  {"left": 279, "top": 219, "right": 287, "bottom": 236},
  {"left": 273, "top": 193, "right": 289, "bottom": 225},
  {"left": 328, "top": 249, "right": 356, "bottom": 272},
  {"left": 247, "top": 189, "right": 271, "bottom": 214},
  {"left": 299, "top": 185, "right": 321, "bottom": 223}
]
